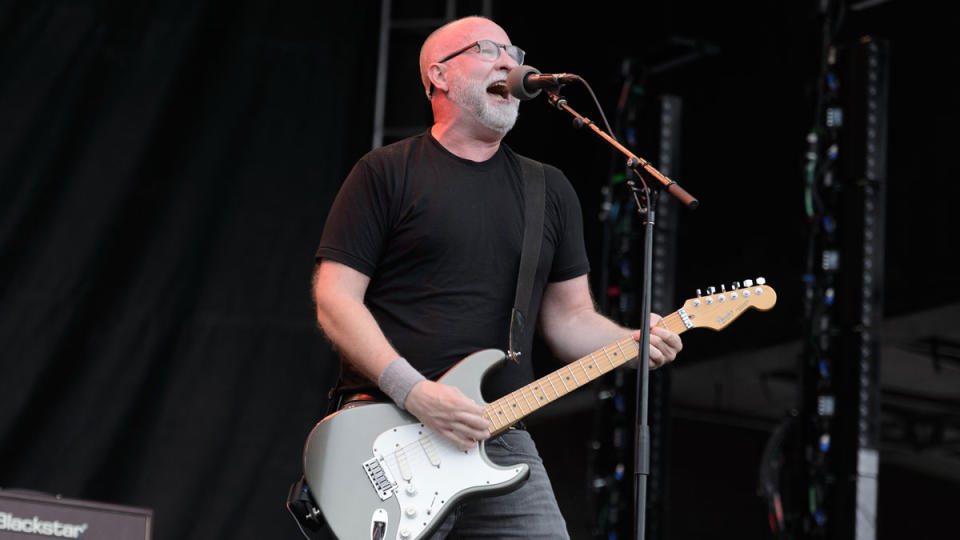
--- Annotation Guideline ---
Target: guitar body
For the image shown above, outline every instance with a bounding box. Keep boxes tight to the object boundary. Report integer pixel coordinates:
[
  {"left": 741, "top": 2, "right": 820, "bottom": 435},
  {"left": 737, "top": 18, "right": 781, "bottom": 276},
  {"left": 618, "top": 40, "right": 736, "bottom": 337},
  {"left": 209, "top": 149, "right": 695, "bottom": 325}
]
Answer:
[{"left": 302, "top": 349, "right": 530, "bottom": 540}]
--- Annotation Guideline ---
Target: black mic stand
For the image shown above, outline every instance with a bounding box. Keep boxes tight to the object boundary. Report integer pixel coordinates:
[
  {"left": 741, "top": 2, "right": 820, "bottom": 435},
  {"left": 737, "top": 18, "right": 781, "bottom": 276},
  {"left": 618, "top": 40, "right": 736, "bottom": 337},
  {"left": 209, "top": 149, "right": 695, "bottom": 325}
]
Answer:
[{"left": 542, "top": 88, "right": 698, "bottom": 540}]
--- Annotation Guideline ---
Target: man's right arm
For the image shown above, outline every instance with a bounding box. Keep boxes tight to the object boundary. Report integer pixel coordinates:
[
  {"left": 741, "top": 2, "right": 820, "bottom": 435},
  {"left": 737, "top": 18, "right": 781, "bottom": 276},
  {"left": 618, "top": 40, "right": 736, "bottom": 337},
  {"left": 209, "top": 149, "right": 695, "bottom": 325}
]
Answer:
[
  {"left": 313, "top": 259, "right": 490, "bottom": 449},
  {"left": 312, "top": 259, "right": 400, "bottom": 383}
]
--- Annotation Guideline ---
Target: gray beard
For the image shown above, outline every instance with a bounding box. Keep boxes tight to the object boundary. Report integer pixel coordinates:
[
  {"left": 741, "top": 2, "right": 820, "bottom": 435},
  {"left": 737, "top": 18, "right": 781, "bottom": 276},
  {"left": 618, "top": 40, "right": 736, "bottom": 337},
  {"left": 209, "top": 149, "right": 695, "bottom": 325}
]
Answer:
[{"left": 448, "top": 75, "right": 519, "bottom": 135}]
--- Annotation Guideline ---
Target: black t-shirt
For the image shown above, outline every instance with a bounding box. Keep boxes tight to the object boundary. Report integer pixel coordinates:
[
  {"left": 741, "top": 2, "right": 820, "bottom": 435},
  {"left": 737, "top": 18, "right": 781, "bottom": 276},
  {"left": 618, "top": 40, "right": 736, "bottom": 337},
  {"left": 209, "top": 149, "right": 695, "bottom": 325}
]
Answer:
[{"left": 316, "top": 132, "right": 590, "bottom": 400}]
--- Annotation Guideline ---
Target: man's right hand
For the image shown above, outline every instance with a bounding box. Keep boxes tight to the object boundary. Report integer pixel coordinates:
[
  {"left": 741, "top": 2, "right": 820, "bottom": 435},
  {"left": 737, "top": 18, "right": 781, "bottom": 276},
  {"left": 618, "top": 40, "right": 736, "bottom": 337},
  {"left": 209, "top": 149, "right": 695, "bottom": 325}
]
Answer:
[{"left": 403, "top": 380, "right": 491, "bottom": 451}]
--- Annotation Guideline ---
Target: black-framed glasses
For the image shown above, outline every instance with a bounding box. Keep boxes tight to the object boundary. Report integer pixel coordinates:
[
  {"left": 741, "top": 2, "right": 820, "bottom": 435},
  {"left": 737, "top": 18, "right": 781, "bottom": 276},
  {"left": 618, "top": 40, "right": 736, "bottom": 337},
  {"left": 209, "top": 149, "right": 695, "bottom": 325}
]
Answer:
[{"left": 437, "top": 39, "right": 525, "bottom": 65}]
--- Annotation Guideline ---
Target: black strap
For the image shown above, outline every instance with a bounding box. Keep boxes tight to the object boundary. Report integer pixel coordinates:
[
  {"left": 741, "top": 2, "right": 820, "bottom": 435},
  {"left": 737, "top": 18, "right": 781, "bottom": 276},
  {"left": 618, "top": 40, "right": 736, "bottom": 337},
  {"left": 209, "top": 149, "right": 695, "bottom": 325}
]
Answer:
[{"left": 509, "top": 156, "right": 546, "bottom": 362}]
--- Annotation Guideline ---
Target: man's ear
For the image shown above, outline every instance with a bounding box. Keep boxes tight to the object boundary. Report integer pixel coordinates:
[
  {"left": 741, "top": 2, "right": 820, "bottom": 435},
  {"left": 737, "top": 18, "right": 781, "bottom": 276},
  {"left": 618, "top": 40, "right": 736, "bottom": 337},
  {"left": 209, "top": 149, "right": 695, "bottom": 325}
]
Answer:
[{"left": 428, "top": 64, "right": 448, "bottom": 94}]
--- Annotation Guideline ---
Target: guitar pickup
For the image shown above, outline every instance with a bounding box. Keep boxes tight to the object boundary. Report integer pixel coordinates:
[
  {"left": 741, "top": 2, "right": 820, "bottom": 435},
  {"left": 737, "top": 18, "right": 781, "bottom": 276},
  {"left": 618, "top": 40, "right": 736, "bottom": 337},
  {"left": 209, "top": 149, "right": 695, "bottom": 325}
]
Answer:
[
  {"left": 419, "top": 436, "right": 441, "bottom": 467},
  {"left": 362, "top": 456, "right": 397, "bottom": 501},
  {"left": 395, "top": 448, "right": 412, "bottom": 481}
]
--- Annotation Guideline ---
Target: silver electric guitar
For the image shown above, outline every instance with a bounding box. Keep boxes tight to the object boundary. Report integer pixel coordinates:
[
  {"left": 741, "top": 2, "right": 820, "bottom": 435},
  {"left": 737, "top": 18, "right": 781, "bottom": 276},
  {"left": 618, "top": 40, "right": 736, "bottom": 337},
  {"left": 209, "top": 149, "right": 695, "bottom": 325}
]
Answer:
[{"left": 302, "top": 280, "right": 777, "bottom": 540}]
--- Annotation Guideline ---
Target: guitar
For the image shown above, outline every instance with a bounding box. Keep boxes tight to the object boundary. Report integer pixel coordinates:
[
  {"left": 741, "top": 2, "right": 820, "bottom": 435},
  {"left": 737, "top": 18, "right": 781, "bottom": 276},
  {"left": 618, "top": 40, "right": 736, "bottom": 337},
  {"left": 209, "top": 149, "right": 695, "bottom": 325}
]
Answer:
[{"left": 302, "top": 280, "right": 777, "bottom": 540}]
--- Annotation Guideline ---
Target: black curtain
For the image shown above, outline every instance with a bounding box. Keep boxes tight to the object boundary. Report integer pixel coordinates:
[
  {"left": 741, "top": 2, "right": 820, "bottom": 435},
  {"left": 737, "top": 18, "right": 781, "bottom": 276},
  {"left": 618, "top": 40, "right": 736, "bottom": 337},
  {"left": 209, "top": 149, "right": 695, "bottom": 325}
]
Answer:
[
  {"left": 4, "top": 1, "right": 960, "bottom": 539},
  {"left": 0, "top": 1, "right": 376, "bottom": 538}
]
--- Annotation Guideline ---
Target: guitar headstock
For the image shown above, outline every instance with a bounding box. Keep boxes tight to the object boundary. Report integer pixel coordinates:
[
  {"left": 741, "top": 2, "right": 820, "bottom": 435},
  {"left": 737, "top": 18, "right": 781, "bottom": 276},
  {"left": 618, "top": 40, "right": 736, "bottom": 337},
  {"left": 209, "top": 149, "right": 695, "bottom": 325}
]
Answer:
[{"left": 679, "top": 278, "right": 777, "bottom": 331}]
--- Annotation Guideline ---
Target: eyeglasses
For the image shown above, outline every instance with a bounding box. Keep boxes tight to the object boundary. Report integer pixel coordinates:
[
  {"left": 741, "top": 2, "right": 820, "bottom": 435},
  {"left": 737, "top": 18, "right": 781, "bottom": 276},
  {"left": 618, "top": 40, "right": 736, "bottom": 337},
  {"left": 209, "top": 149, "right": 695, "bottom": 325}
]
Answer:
[
  {"left": 428, "top": 40, "right": 526, "bottom": 98},
  {"left": 437, "top": 39, "right": 525, "bottom": 66}
]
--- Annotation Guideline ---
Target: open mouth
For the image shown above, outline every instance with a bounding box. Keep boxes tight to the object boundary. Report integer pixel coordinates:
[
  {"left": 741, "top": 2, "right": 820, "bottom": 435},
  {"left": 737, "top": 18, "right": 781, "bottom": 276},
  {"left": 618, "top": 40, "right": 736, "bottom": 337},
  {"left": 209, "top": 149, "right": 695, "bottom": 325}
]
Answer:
[{"left": 486, "top": 80, "right": 510, "bottom": 100}]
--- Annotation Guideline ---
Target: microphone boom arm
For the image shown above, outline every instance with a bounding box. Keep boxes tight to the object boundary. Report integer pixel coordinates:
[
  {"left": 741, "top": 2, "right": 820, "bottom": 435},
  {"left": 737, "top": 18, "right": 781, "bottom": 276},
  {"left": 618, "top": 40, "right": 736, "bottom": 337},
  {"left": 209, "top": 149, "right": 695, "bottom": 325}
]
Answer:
[{"left": 544, "top": 90, "right": 700, "bottom": 210}]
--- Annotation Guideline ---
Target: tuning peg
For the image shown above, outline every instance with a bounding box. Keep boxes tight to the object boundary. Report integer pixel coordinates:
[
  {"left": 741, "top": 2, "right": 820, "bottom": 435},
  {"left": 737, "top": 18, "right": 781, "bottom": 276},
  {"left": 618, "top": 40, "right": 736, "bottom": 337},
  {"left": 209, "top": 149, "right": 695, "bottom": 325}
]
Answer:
[
  {"left": 754, "top": 276, "right": 766, "bottom": 295},
  {"left": 707, "top": 286, "right": 716, "bottom": 295},
  {"left": 732, "top": 281, "right": 741, "bottom": 290},
  {"left": 743, "top": 279, "right": 754, "bottom": 288},
  {"left": 696, "top": 289, "right": 702, "bottom": 297},
  {"left": 721, "top": 284, "right": 727, "bottom": 292}
]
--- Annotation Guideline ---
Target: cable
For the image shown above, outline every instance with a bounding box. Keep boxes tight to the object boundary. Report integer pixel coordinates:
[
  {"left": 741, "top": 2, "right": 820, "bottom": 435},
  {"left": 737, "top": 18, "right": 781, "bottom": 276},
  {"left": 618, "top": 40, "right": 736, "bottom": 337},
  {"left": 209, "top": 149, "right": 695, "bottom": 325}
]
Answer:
[{"left": 573, "top": 75, "right": 617, "bottom": 141}]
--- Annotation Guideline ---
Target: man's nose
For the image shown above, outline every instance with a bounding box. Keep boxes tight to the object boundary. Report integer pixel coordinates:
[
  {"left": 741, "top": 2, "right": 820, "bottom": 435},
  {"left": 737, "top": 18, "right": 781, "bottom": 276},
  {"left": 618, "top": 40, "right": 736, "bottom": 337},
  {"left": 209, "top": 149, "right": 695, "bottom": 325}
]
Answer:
[{"left": 495, "top": 48, "right": 519, "bottom": 70}]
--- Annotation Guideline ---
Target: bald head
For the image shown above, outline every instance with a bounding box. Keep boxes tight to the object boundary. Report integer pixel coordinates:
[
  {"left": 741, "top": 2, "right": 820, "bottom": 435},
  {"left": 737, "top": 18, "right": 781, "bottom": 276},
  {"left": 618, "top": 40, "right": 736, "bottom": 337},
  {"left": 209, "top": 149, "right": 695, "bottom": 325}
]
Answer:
[{"left": 419, "top": 16, "right": 511, "bottom": 99}]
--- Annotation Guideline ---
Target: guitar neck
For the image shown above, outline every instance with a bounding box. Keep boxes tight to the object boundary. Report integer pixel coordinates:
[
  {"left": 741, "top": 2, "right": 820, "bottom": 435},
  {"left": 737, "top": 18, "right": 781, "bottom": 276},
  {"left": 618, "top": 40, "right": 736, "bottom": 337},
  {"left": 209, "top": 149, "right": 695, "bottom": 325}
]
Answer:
[{"left": 482, "top": 314, "right": 689, "bottom": 436}]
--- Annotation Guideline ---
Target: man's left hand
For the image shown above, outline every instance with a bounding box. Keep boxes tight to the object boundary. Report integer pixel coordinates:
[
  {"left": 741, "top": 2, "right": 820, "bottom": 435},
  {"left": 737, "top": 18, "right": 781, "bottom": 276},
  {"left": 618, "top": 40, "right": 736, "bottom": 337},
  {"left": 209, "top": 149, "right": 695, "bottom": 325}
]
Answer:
[{"left": 632, "top": 313, "right": 682, "bottom": 369}]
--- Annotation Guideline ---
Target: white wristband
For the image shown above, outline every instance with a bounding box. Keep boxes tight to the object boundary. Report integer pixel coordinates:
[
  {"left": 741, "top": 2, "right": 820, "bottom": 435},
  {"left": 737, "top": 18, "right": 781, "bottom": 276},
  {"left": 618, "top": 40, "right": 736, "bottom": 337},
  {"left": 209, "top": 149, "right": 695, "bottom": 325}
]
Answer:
[{"left": 378, "top": 357, "right": 426, "bottom": 410}]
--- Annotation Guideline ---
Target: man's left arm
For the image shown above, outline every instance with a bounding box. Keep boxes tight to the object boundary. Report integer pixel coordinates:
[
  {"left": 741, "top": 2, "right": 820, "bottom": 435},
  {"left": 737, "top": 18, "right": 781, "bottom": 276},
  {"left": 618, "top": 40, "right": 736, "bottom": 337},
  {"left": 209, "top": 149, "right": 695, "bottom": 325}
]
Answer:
[{"left": 537, "top": 275, "right": 682, "bottom": 369}]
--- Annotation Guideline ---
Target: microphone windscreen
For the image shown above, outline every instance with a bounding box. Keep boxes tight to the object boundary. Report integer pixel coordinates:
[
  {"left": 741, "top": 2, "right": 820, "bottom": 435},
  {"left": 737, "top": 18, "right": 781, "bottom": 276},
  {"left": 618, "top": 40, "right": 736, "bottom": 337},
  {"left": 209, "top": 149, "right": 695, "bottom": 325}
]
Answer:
[{"left": 507, "top": 65, "right": 542, "bottom": 100}]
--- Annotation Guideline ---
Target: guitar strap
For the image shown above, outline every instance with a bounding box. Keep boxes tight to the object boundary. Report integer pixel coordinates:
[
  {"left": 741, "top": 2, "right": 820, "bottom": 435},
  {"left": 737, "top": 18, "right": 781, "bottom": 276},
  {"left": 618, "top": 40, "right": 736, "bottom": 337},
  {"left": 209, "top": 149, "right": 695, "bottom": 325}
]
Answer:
[{"left": 508, "top": 155, "right": 546, "bottom": 363}]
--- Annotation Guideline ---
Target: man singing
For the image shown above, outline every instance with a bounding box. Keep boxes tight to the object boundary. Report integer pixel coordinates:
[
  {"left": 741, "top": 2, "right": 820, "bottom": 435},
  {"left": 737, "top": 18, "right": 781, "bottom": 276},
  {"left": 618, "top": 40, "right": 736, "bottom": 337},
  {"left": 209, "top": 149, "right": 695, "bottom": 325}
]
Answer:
[{"left": 313, "top": 15, "right": 682, "bottom": 538}]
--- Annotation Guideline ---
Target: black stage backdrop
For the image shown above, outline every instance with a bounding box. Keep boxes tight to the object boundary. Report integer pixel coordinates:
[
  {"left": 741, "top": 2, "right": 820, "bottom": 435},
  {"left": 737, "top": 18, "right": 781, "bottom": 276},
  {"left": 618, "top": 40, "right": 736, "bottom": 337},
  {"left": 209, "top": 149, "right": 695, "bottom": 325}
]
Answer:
[
  {"left": 3, "top": 1, "right": 959, "bottom": 539},
  {"left": 0, "top": 1, "right": 377, "bottom": 538}
]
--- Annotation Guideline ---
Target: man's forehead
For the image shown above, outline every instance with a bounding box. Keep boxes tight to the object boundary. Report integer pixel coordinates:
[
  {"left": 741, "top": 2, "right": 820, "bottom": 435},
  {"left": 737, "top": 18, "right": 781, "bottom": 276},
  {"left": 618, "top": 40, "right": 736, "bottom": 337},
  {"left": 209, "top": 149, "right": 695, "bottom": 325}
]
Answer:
[{"left": 436, "top": 19, "right": 511, "bottom": 51}]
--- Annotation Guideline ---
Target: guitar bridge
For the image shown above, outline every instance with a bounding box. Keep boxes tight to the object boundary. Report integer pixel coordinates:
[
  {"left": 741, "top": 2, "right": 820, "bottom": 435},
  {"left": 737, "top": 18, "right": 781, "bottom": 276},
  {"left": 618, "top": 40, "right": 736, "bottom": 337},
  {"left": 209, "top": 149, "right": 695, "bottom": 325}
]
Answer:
[{"left": 362, "top": 456, "right": 397, "bottom": 501}]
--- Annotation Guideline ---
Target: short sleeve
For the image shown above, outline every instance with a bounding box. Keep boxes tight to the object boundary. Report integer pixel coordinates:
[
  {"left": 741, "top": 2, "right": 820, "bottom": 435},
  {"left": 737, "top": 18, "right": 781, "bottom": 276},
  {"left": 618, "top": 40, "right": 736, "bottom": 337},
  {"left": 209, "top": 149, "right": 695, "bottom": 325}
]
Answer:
[
  {"left": 546, "top": 166, "right": 590, "bottom": 282},
  {"left": 315, "top": 158, "right": 394, "bottom": 276}
]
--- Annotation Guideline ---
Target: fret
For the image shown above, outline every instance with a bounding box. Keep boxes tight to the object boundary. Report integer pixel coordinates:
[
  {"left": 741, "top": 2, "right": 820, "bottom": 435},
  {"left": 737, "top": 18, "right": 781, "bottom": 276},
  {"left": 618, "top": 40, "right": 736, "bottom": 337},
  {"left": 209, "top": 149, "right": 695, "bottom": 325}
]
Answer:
[
  {"left": 497, "top": 398, "right": 516, "bottom": 424},
  {"left": 519, "top": 387, "right": 535, "bottom": 407},
  {"left": 484, "top": 408, "right": 502, "bottom": 430},
  {"left": 445, "top": 293, "right": 770, "bottom": 442},
  {"left": 577, "top": 358, "right": 595, "bottom": 381},
  {"left": 665, "top": 313, "right": 685, "bottom": 334},
  {"left": 589, "top": 352, "right": 604, "bottom": 374},
  {"left": 546, "top": 375, "right": 561, "bottom": 398},
  {"left": 501, "top": 397, "right": 517, "bottom": 422},
  {"left": 510, "top": 391, "right": 527, "bottom": 415},
  {"left": 524, "top": 384, "right": 541, "bottom": 407},
  {"left": 615, "top": 340, "right": 631, "bottom": 365},
  {"left": 531, "top": 383, "right": 547, "bottom": 404},
  {"left": 567, "top": 365, "right": 580, "bottom": 386},
  {"left": 490, "top": 399, "right": 510, "bottom": 427},
  {"left": 487, "top": 309, "right": 664, "bottom": 434},
  {"left": 602, "top": 347, "right": 617, "bottom": 369},
  {"left": 519, "top": 389, "right": 534, "bottom": 411}
]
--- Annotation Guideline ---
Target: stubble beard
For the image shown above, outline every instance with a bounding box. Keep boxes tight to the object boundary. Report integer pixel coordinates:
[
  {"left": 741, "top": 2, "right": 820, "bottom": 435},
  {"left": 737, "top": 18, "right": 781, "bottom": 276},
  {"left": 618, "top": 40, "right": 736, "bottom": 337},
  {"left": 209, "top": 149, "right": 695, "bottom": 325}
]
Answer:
[{"left": 448, "top": 73, "right": 519, "bottom": 136}]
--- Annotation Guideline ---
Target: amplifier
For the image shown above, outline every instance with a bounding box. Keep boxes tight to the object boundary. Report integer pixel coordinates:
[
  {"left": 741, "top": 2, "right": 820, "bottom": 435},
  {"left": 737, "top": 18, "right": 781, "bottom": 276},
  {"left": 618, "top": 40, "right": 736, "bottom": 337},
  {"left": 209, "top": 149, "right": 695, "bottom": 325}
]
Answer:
[{"left": 0, "top": 489, "right": 152, "bottom": 540}]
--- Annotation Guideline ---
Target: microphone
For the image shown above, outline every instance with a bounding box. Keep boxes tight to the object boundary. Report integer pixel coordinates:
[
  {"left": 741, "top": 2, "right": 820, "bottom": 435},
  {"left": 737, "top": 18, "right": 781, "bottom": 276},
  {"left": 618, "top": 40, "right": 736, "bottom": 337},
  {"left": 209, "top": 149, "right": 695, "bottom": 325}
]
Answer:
[{"left": 506, "top": 66, "right": 579, "bottom": 100}]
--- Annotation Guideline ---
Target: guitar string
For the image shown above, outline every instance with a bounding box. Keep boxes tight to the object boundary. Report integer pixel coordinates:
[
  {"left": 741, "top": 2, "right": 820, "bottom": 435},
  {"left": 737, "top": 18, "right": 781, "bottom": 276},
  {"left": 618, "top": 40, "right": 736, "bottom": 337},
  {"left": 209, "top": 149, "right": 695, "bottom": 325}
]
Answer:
[
  {"left": 380, "top": 428, "right": 467, "bottom": 477},
  {"left": 387, "top": 313, "right": 690, "bottom": 458},
  {"left": 480, "top": 339, "right": 638, "bottom": 433},
  {"left": 374, "top": 312, "right": 703, "bottom": 481},
  {"left": 372, "top": 302, "right": 749, "bottom": 486},
  {"left": 383, "top": 298, "right": 757, "bottom": 460},
  {"left": 479, "top": 311, "right": 704, "bottom": 437},
  {"left": 377, "top": 338, "right": 641, "bottom": 475},
  {"left": 379, "top": 356, "right": 624, "bottom": 473}
]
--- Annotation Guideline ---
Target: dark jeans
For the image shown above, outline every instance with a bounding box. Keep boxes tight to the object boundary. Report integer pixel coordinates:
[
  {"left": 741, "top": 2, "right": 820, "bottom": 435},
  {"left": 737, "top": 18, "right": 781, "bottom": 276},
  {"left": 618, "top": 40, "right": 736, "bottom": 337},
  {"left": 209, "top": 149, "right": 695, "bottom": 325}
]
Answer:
[{"left": 428, "top": 429, "right": 570, "bottom": 539}]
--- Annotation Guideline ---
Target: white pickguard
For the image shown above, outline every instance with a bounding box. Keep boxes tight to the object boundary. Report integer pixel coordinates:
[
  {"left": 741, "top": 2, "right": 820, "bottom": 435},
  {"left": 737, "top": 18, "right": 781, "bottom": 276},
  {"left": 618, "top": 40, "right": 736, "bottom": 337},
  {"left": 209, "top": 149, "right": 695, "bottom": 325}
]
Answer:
[{"left": 371, "top": 422, "right": 524, "bottom": 540}]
